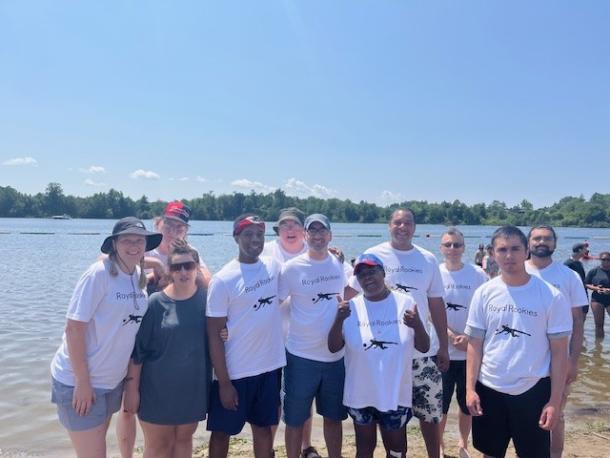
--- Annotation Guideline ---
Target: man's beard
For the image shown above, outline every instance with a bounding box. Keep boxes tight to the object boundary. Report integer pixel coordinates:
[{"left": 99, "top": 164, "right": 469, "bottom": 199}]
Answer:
[{"left": 531, "top": 246, "right": 554, "bottom": 258}]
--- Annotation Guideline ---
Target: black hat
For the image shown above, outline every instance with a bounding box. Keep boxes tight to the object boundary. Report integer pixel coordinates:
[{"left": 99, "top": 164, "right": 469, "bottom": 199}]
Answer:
[
  {"left": 100, "top": 217, "right": 162, "bottom": 254},
  {"left": 273, "top": 207, "right": 305, "bottom": 234}
]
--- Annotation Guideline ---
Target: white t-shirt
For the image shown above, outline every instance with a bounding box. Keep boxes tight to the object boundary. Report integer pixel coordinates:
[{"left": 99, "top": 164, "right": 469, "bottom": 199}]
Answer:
[
  {"left": 349, "top": 242, "right": 445, "bottom": 357},
  {"left": 525, "top": 261, "right": 589, "bottom": 308},
  {"left": 440, "top": 263, "right": 487, "bottom": 360},
  {"left": 466, "top": 275, "right": 572, "bottom": 395},
  {"left": 279, "top": 253, "right": 348, "bottom": 362},
  {"left": 206, "top": 257, "right": 286, "bottom": 380},
  {"left": 342, "top": 292, "right": 416, "bottom": 411},
  {"left": 50, "top": 260, "right": 148, "bottom": 389}
]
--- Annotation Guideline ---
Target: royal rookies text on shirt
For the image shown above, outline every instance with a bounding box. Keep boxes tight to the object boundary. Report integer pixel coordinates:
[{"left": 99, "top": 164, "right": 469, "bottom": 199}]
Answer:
[{"left": 486, "top": 303, "right": 539, "bottom": 317}]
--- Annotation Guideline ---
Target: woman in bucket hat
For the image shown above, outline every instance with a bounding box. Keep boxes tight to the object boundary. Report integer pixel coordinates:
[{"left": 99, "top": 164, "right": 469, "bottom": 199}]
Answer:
[{"left": 50, "top": 217, "right": 161, "bottom": 457}]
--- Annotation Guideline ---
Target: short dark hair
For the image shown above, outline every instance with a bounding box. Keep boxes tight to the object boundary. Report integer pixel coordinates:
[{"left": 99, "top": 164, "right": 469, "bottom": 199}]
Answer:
[
  {"left": 389, "top": 207, "right": 416, "bottom": 223},
  {"left": 527, "top": 224, "right": 557, "bottom": 242},
  {"left": 491, "top": 225, "right": 528, "bottom": 249},
  {"left": 168, "top": 239, "right": 200, "bottom": 265}
]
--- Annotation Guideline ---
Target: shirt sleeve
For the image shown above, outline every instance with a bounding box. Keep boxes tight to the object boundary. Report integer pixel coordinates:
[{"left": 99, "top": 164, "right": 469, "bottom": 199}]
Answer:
[
  {"left": 547, "top": 291, "right": 573, "bottom": 334},
  {"left": 567, "top": 269, "right": 589, "bottom": 307},
  {"left": 206, "top": 276, "right": 230, "bottom": 317},
  {"left": 66, "top": 262, "right": 107, "bottom": 322},
  {"left": 466, "top": 286, "right": 487, "bottom": 331},
  {"left": 585, "top": 268, "right": 595, "bottom": 285},
  {"left": 278, "top": 263, "right": 290, "bottom": 303},
  {"left": 427, "top": 257, "right": 445, "bottom": 298}
]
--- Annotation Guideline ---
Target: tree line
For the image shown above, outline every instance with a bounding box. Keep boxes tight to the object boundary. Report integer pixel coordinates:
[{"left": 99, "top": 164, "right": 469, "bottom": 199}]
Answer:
[{"left": 1, "top": 183, "right": 609, "bottom": 227}]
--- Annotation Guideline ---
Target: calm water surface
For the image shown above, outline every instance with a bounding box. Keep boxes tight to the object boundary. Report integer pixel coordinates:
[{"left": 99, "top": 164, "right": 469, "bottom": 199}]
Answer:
[{"left": 1, "top": 218, "right": 609, "bottom": 456}]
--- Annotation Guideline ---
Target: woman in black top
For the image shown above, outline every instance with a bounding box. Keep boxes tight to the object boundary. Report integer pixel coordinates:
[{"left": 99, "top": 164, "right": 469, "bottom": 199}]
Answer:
[{"left": 585, "top": 252, "right": 610, "bottom": 339}]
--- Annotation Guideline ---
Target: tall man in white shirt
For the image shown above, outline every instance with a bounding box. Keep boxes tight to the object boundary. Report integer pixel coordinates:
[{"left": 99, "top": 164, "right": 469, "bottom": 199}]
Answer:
[
  {"left": 438, "top": 227, "right": 487, "bottom": 458},
  {"left": 346, "top": 208, "right": 449, "bottom": 458},
  {"left": 279, "top": 214, "right": 349, "bottom": 458},
  {"left": 206, "top": 214, "right": 286, "bottom": 458},
  {"left": 466, "top": 225, "right": 571, "bottom": 458},
  {"left": 525, "top": 225, "right": 587, "bottom": 458}
]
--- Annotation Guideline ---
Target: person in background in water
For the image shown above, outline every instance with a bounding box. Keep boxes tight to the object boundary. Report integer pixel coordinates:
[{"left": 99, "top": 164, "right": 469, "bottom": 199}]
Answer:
[
  {"left": 50, "top": 218, "right": 161, "bottom": 458},
  {"left": 474, "top": 244, "right": 485, "bottom": 268},
  {"left": 585, "top": 252, "right": 610, "bottom": 339}
]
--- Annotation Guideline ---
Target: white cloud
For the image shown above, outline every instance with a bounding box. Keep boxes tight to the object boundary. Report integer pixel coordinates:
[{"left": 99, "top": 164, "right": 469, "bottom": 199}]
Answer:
[
  {"left": 80, "top": 165, "right": 105, "bottom": 174},
  {"left": 283, "top": 177, "right": 336, "bottom": 198},
  {"left": 130, "top": 169, "right": 160, "bottom": 180},
  {"left": 195, "top": 176, "right": 207, "bottom": 183},
  {"left": 168, "top": 176, "right": 190, "bottom": 182},
  {"left": 2, "top": 156, "right": 38, "bottom": 166},
  {"left": 379, "top": 190, "right": 404, "bottom": 206},
  {"left": 84, "top": 178, "right": 106, "bottom": 187},
  {"left": 231, "top": 178, "right": 275, "bottom": 192}
]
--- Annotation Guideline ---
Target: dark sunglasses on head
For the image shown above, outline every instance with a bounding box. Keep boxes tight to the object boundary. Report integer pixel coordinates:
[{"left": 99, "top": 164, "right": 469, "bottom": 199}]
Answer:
[
  {"left": 169, "top": 261, "right": 198, "bottom": 272},
  {"left": 441, "top": 242, "right": 464, "bottom": 248}
]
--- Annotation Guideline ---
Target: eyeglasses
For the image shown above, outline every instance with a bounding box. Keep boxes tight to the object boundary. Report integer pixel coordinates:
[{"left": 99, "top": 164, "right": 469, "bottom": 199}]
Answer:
[
  {"left": 441, "top": 242, "right": 464, "bottom": 249},
  {"left": 169, "top": 261, "right": 198, "bottom": 272},
  {"left": 306, "top": 227, "right": 329, "bottom": 235}
]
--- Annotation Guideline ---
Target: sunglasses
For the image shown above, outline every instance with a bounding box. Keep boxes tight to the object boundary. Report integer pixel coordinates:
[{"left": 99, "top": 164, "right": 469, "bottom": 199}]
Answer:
[
  {"left": 169, "top": 261, "right": 198, "bottom": 272},
  {"left": 441, "top": 242, "right": 464, "bottom": 249},
  {"left": 600, "top": 258, "right": 610, "bottom": 262}
]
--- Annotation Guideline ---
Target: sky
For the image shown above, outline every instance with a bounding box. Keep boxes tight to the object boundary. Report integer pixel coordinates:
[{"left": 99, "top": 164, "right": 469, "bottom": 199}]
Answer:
[{"left": 1, "top": 1, "right": 609, "bottom": 209}]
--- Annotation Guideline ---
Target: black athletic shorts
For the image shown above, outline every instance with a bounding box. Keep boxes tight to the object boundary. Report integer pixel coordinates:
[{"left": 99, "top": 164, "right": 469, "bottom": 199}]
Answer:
[
  {"left": 472, "top": 378, "right": 551, "bottom": 458},
  {"left": 441, "top": 360, "right": 469, "bottom": 415}
]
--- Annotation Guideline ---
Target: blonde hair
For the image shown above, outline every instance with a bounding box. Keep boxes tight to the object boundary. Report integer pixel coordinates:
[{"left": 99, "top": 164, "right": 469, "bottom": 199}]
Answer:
[{"left": 108, "top": 242, "right": 147, "bottom": 289}]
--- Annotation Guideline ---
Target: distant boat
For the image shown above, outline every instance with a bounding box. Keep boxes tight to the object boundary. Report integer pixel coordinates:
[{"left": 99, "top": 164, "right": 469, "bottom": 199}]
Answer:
[{"left": 51, "top": 214, "right": 72, "bottom": 220}]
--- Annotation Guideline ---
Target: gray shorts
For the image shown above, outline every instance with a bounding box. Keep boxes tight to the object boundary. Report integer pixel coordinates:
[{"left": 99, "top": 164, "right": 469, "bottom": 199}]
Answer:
[{"left": 51, "top": 378, "right": 123, "bottom": 431}]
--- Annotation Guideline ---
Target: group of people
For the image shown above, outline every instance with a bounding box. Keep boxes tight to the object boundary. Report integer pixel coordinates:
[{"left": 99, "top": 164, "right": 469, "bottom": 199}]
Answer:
[{"left": 50, "top": 203, "right": 603, "bottom": 458}]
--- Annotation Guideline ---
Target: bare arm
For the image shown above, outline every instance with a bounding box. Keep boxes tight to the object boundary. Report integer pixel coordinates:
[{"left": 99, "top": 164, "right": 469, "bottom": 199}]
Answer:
[
  {"left": 567, "top": 307, "right": 584, "bottom": 384},
  {"left": 343, "top": 285, "right": 360, "bottom": 301},
  {"left": 65, "top": 319, "right": 95, "bottom": 416},
  {"left": 207, "top": 316, "right": 238, "bottom": 410},
  {"left": 428, "top": 296, "right": 449, "bottom": 371},
  {"left": 466, "top": 336, "right": 484, "bottom": 416},
  {"left": 328, "top": 298, "right": 350, "bottom": 353},
  {"left": 123, "top": 360, "right": 142, "bottom": 413},
  {"left": 539, "top": 336, "right": 569, "bottom": 431},
  {"left": 403, "top": 304, "right": 430, "bottom": 353}
]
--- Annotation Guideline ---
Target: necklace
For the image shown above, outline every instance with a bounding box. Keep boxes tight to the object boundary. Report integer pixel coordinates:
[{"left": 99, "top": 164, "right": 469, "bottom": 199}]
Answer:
[{"left": 129, "top": 271, "right": 141, "bottom": 311}]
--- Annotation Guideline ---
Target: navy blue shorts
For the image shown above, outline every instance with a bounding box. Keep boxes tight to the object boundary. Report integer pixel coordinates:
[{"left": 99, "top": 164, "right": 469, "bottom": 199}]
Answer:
[
  {"left": 347, "top": 405, "right": 412, "bottom": 431},
  {"left": 206, "top": 369, "right": 281, "bottom": 435},
  {"left": 442, "top": 360, "right": 469, "bottom": 415},
  {"left": 283, "top": 351, "right": 347, "bottom": 427}
]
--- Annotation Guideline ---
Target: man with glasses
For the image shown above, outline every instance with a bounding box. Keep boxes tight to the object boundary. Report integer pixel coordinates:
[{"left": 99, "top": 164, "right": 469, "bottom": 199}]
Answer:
[
  {"left": 466, "top": 225, "right": 571, "bottom": 458},
  {"left": 346, "top": 208, "right": 449, "bottom": 458},
  {"left": 438, "top": 228, "right": 487, "bottom": 458},
  {"left": 278, "top": 214, "right": 350, "bottom": 458}
]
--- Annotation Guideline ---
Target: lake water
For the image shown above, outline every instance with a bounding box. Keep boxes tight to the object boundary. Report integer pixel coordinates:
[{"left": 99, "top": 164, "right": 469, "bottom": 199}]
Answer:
[{"left": 1, "top": 218, "right": 609, "bottom": 456}]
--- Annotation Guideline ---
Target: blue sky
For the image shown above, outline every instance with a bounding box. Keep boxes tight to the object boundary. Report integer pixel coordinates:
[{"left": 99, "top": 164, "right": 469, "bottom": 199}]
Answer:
[{"left": 1, "top": 1, "right": 609, "bottom": 208}]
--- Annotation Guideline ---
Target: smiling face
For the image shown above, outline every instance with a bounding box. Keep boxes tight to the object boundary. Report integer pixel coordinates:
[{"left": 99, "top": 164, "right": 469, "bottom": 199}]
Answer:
[
  {"left": 356, "top": 265, "right": 387, "bottom": 301},
  {"left": 389, "top": 209, "right": 416, "bottom": 250},
  {"left": 113, "top": 234, "right": 146, "bottom": 268},
  {"left": 278, "top": 220, "right": 305, "bottom": 253},
  {"left": 235, "top": 225, "right": 265, "bottom": 263},
  {"left": 305, "top": 221, "right": 331, "bottom": 254}
]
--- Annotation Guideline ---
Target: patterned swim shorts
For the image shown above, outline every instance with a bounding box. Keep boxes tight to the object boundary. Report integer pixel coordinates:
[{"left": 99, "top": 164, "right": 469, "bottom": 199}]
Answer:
[
  {"left": 412, "top": 356, "right": 443, "bottom": 423},
  {"left": 347, "top": 405, "right": 413, "bottom": 431}
]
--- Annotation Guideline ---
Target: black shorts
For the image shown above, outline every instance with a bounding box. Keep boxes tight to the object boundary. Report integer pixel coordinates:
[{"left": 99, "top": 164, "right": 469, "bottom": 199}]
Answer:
[
  {"left": 472, "top": 378, "right": 551, "bottom": 458},
  {"left": 441, "top": 360, "right": 468, "bottom": 415}
]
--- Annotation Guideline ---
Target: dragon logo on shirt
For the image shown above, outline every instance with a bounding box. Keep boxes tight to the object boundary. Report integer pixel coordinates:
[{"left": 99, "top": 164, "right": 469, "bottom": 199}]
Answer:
[
  {"left": 446, "top": 302, "right": 467, "bottom": 311},
  {"left": 253, "top": 295, "right": 276, "bottom": 310},
  {"left": 393, "top": 283, "right": 418, "bottom": 294},
  {"left": 312, "top": 293, "right": 338, "bottom": 304},
  {"left": 495, "top": 325, "right": 531, "bottom": 337},
  {"left": 122, "top": 314, "right": 143, "bottom": 325},
  {"left": 363, "top": 339, "right": 398, "bottom": 350}
]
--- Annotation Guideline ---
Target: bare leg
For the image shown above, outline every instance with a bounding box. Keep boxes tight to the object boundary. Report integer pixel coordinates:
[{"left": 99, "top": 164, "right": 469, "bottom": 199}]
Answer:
[
  {"left": 68, "top": 415, "right": 112, "bottom": 458},
  {"left": 116, "top": 406, "right": 137, "bottom": 458},
  {"left": 591, "top": 301, "right": 605, "bottom": 339},
  {"left": 439, "top": 414, "right": 448, "bottom": 456},
  {"left": 457, "top": 410, "right": 472, "bottom": 455},
  {"left": 302, "top": 415, "right": 314, "bottom": 450},
  {"left": 173, "top": 422, "right": 199, "bottom": 458},
  {"left": 209, "top": 431, "right": 230, "bottom": 458},
  {"left": 140, "top": 420, "right": 174, "bottom": 458},
  {"left": 285, "top": 424, "right": 305, "bottom": 458},
  {"left": 252, "top": 424, "right": 273, "bottom": 458},
  {"left": 379, "top": 424, "right": 407, "bottom": 458},
  {"left": 323, "top": 418, "right": 342, "bottom": 458},
  {"left": 420, "top": 419, "right": 441, "bottom": 458},
  {"left": 353, "top": 422, "right": 376, "bottom": 458}
]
